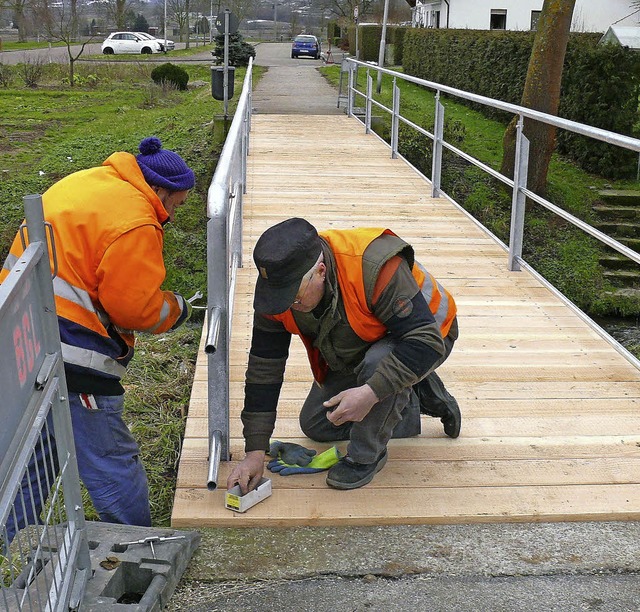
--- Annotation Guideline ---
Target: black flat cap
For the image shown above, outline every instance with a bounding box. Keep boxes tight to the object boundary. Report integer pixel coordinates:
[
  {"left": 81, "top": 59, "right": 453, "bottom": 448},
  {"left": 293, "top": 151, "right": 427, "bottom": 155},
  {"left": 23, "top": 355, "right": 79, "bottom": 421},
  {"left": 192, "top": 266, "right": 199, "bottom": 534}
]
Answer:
[{"left": 253, "top": 218, "right": 322, "bottom": 315}]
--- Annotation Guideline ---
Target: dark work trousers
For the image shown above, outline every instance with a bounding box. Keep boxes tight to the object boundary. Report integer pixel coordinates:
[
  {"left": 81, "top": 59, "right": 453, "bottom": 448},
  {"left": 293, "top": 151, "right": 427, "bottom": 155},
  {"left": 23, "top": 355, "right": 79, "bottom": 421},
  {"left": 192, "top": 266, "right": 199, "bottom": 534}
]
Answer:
[{"left": 299, "top": 333, "right": 456, "bottom": 464}]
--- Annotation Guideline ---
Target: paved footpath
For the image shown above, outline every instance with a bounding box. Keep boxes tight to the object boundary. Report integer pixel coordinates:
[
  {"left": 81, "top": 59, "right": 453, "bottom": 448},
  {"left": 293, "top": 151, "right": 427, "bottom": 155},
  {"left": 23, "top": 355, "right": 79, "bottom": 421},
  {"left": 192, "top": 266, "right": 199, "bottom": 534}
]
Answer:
[{"left": 168, "top": 43, "right": 640, "bottom": 611}]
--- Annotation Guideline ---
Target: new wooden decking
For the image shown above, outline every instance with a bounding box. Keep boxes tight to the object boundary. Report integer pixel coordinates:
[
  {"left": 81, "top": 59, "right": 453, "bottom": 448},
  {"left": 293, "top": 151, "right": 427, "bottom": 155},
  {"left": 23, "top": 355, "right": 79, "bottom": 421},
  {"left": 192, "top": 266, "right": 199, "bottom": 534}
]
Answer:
[{"left": 171, "top": 115, "right": 640, "bottom": 528}]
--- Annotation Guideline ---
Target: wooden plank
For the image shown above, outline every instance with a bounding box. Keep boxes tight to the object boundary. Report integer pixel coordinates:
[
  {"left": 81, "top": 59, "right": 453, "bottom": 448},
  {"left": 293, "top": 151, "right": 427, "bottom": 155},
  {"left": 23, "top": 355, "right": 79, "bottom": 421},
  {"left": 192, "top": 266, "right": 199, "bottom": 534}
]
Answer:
[
  {"left": 176, "top": 456, "right": 640, "bottom": 491},
  {"left": 171, "top": 484, "right": 640, "bottom": 527},
  {"left": 183, "top": 414, "right": 640, "bottom": 439},
  {"left": 179, "top": 435, "right": 640, "bottom": 462}
]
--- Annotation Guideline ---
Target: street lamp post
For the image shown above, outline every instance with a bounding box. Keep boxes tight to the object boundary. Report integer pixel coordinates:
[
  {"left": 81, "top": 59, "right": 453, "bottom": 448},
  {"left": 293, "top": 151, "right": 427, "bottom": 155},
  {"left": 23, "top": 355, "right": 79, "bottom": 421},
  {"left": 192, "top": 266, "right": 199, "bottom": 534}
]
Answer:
[{"left": 273, "top": 3, "right": 283, "bottom": 41}]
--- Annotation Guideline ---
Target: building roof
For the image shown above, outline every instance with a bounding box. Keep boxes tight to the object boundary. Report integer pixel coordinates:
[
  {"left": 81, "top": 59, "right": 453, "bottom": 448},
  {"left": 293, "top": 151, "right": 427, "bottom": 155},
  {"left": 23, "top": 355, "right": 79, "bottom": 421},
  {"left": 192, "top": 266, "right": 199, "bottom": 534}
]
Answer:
[{"left": 600, "top": 25, "right": 640, "bottom": 49}]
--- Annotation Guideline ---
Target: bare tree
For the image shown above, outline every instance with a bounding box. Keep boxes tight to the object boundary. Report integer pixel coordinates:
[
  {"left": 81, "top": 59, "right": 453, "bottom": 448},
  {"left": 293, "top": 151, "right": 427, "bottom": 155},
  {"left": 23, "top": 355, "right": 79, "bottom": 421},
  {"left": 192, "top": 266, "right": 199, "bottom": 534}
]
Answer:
[
  {"left": 501, "top": 0, "right": 576, "bottom": 197},
  {"left": 167, "top": 0, "right": 188, "bottom": 42},
  {"left": 34, "top": 0, "right": 96, "bottom": 85},
  {"left": 315, "top": 0, "right": 376, "bottom": 20},
  {"left": 102, "top": 0, "right": 132, "bottom": 30},
  {"left": 227, "top": 0, "right": 258, "bottom": 21}
]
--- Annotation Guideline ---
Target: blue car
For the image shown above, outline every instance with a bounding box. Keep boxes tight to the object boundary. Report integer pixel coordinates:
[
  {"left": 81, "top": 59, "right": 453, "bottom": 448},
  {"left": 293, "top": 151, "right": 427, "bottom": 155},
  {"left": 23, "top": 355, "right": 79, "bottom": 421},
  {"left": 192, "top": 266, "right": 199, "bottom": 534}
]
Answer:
[{"left": 291, "top": 35, "right": 321, "bottom": 60}]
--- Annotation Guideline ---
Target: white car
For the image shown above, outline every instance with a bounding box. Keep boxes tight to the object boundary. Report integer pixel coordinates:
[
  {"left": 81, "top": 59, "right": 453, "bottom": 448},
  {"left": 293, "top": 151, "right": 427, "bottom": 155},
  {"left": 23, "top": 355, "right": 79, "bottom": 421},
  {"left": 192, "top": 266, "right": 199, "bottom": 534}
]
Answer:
[
  {"left": 101, "top": 32, "right": 163, "bottom": 55},
  {"left": 135, "top": 32, "right": 175, "bottom": 52}
]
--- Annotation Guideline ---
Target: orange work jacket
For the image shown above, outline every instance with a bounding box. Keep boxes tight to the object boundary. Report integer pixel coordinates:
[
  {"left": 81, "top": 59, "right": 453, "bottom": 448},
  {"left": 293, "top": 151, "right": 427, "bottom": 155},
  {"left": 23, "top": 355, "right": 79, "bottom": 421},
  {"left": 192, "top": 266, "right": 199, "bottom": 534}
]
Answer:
[{"left": 0, "top": 151, "right": 186, "bottom": 389}]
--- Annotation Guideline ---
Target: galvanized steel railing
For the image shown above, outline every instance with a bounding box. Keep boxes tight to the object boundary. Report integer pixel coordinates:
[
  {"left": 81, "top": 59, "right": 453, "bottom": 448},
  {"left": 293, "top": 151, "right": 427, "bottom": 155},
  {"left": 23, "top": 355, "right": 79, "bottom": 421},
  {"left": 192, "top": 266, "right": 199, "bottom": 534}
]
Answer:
[
  {"left": 204, "top": 57, "right": 253, "bottom": 490},
  {"left": 1, "top": 195, "right": 90, "bottom": 611},
  {"left": 344, "top": 58, "right": 640, "bottom": 369}
]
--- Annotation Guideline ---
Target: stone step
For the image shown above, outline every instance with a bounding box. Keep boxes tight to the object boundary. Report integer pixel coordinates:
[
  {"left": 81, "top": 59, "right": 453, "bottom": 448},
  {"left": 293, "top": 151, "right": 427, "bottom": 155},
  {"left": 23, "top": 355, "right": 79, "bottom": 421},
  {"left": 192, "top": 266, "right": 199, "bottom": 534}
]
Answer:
[
  {"left": 603, "top": 269, "right": 640, "bottom": 288},
  {"left": 593, "top": 221, "right": 640, "bottom": 237},
  {"left": 596, "top": 189, "right": 640, "bottom": 207},
  {"left": 599, "top": 254, "right": 639, "bottom": 271},
  {"left": 616, "top": 237, "right": 640, "bottom": 250},
  {"left": 592, "top": 204, "right": 640, "bottom": 221},
  {"left": 608, "top": 287, "right": 640, "bottom": 301}
]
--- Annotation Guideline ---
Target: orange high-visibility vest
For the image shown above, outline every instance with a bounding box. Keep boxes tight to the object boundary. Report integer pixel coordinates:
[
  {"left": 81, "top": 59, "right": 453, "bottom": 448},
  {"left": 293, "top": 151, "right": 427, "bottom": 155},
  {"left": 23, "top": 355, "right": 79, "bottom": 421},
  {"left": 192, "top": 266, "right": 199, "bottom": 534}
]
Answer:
[{"left": 272, "top": 228, "right": 456, "bottom": 382}]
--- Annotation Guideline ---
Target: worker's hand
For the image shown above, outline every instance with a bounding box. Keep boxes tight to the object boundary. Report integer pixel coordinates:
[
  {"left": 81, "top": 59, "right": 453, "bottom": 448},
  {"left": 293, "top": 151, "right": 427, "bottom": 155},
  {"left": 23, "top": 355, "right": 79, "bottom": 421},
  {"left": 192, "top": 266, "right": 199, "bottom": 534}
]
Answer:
[
  {"left": 268, "top": 440, "right": 317, "bottom": 466},
  {"left": 324, "top": 384, "right": 379, "bottom": 426},
  {"left": 226, "top": 450, "right": 265, "bottom": 495}
]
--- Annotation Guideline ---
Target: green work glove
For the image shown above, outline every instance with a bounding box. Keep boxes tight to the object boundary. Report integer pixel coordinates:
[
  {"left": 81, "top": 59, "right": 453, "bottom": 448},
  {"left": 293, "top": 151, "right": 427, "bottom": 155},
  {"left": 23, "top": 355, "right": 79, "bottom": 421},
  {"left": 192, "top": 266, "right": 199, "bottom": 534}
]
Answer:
[
  {"left": 268, "top": 440, "right": 317, "bottom": 466},
  {"left": 267, "top": 446, "right": 343, "bottom": 476}
]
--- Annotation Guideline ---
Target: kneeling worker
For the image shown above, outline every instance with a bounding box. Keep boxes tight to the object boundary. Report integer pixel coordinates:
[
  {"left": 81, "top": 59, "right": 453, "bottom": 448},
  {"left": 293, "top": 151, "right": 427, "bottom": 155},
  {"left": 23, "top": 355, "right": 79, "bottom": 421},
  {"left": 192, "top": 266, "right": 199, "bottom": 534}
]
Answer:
[{"left": 227, "top": 218, "right": 460, "bottom": 493}]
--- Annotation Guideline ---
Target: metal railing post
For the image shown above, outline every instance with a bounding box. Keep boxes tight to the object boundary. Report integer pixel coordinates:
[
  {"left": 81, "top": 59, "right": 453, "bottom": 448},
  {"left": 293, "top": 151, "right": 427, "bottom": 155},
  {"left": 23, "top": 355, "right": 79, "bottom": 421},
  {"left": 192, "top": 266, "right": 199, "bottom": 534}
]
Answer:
[
  {"left": 431, "top": 92, "right": 444, "bottom": 197},
  {"left": 508, "top": 115, "right": 530, "bottom": 271},
  {"left": 391, "top": 78, "right": 400, "bottom": 159},
  {"left": 242, "top": 128, "right": 247, "bottom": 195},
  {"left": 347, "top": 62, "right": 354, "bottom": 117},
  {"left": 206, "top": 184, "right": 230, "bottom": 487},
  {"left": 365, "top": 70, "right": 372, "bottom": 134}
]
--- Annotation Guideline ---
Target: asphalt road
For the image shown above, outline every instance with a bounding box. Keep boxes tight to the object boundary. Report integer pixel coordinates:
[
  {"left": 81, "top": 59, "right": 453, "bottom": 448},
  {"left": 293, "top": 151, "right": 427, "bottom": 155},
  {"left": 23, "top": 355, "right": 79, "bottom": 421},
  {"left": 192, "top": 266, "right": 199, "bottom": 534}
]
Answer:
[
  {"left": 252, "top": 42, "right": 343, "bottom": 114},
  {"left": 0, "top": 40, "right": 192, "bottom": 66}
]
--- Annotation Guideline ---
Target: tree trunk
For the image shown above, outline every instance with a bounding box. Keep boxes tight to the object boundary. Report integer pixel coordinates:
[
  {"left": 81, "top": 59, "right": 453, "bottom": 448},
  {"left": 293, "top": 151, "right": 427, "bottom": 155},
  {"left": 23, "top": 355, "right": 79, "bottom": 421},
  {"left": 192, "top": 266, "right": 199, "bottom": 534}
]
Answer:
[
  {"left": 116, "top": 0, "right": 127, "bottom": 30},
  {"left": 501, "top": 0, "right": 576, "bottom": 197},
  {"left": 15, "top": 3, "right": 27, "bottom": 43}
]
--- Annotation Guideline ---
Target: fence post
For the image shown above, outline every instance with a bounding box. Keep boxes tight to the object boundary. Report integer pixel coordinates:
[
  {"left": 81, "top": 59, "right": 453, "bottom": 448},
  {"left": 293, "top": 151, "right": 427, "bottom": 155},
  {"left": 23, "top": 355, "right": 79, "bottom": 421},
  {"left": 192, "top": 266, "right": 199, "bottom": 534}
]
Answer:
[
  {"left": 365, "top": 70, "right": 372, "bottom": 134},
  {"left": 431, "top": 92, "right": 444, "bottom": 198},
  {"left": 508, "top": 115, "right": 530, "bottom": 271},
  {"left": 391, "top": 78, "right": 400, "bottom": 159}
]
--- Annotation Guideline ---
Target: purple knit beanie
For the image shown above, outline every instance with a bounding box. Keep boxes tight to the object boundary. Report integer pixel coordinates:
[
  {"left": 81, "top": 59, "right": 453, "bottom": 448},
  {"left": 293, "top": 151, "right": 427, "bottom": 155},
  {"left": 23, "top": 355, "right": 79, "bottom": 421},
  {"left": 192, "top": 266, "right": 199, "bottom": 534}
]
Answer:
[{"left": 136, "top": 137, "right": 195, "bottom": 192}]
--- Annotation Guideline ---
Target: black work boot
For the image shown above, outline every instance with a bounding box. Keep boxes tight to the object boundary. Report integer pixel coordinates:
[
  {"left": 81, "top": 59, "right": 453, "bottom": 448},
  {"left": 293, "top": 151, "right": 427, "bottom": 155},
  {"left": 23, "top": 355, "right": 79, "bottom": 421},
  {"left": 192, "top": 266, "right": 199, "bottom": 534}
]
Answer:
[
  {"left": 415, "top": 372, "right": 461, "bottom": 439},
  {"left": 326, "top": 451, "right": 388, "bottom": 490}
]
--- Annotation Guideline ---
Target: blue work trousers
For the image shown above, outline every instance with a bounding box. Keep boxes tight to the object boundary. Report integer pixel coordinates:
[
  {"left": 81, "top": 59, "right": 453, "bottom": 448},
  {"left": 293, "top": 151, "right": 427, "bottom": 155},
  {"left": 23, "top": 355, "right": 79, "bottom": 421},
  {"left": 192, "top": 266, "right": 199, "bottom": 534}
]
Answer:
[{"left": 5, "top": 393, "right": 150, "bottom": 542}]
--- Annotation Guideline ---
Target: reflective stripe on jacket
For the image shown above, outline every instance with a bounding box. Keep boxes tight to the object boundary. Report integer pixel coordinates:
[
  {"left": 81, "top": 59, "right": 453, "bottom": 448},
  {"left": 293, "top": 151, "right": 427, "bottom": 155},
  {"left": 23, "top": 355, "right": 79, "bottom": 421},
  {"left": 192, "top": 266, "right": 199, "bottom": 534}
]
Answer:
[
  {"left": 272, "top": 227, "right": 456, "bottom": 382},
  {"left": 0, "top": 151, "right": 186, "bottom": 386}
]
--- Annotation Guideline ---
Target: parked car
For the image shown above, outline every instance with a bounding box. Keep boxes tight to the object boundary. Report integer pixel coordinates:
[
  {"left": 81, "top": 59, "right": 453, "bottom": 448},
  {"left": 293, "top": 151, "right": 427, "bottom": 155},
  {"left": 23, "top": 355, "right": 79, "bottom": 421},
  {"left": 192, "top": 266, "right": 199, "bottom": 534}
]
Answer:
[
  {"left": 101, "top": 32, "right": 163, "bottom": 55},
  {"left": 135, "top": 32, "right": 175, "bottom": 52},
  {"left": 291, "top": 34, "right": 321, "bottom": 59}
]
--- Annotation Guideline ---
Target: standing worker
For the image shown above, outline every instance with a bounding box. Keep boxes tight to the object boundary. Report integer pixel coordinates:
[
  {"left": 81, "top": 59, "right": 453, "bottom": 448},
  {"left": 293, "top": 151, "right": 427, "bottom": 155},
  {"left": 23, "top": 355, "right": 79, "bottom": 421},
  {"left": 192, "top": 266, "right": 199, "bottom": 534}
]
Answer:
[
  {"left": 228, "top": 218, "right": 460, "bottom": 493},
  {"left": 1, "top": 137, "right": 195, "bottom": 536}
]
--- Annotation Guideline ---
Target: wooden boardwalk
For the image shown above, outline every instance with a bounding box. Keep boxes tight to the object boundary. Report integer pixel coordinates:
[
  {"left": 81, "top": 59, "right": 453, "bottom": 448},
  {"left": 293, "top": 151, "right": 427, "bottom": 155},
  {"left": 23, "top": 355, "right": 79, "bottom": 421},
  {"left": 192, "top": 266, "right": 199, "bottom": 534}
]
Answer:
[{"left": 171, "top": 115, "right": 640, "bottom": 528}]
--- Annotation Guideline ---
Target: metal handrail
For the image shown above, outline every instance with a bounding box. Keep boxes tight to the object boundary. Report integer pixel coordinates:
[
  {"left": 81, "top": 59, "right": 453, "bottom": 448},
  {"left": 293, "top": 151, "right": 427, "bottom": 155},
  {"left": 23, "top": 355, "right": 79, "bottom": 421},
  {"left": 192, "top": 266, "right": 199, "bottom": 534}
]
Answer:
[
  {"left": 205, "top": 57, "right": 253, "bottom": 490},
  {"left": 349, "top": 59, "right": 640, "bottom": 152},
  {"left": 345, "top": 58, "right": 640, "bottom": 371}
]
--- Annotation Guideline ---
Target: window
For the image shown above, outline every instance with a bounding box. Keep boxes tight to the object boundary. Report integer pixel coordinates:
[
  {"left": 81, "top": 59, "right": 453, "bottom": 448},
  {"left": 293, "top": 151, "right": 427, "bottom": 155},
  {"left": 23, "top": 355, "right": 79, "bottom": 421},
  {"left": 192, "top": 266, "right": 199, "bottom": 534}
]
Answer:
[
  {"left": 433, "top": 10, "right": 440, "bottom": 28},
  {"left": 490, "top": 9, "right": 507, "bottom": 30},
  {"left": 530, "top": 10, "right": 541, "bottom": 30}
]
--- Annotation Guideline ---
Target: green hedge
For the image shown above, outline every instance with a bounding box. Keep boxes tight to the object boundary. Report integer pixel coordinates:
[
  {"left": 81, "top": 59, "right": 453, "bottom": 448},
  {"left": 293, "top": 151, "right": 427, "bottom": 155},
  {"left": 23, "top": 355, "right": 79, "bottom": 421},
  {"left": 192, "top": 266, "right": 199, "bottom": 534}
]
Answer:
[
  {"left": 347, "top": 25, "right": 409, "bottom": 65},
  {"left": 402, "top": 29, "right": 640, "bottom": 178},
  {"left": 558, "top": 39, "right": 640, "bottom": 178}
]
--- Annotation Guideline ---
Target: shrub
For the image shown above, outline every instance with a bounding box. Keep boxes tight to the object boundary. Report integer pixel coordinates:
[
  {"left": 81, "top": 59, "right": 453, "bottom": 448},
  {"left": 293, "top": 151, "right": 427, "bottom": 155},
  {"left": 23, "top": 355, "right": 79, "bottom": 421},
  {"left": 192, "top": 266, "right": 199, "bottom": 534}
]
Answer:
[
  {"left": 402, "top": 28, "right": 640, "bottom": 179},
  {"left": 0, "top": 63, "right": 13, "bottom": 87},
  {"left": 213, "top": 33, "right": 256, "bottom": 67},
  {"left": 17, "top": 57, "right": 44, "bottom": 88},
  {"left": 150, "top": 63, "right": 189, "bottom": 91}
]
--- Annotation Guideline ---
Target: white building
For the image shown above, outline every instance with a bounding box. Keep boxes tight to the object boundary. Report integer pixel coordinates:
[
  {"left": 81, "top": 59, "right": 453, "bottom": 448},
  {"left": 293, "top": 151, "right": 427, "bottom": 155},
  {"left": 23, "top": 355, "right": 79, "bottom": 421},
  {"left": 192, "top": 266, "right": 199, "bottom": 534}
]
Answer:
[{"left": 411, "top": 0, "right": 639, "bottom": 33}]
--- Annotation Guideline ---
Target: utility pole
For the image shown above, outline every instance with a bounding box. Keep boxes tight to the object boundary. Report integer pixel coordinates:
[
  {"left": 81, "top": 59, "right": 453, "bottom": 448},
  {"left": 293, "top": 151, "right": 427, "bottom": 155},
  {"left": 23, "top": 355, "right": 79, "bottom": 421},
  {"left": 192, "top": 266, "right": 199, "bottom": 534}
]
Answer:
[
  {"left": 376, "top": 0, "right": 390, "bottom": 93},
  {"left": 210, "top": 0, "right": 214, "bottom": 43},
  {"left": 163, "top": 0, "right": 167, "bottom": 54}
]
